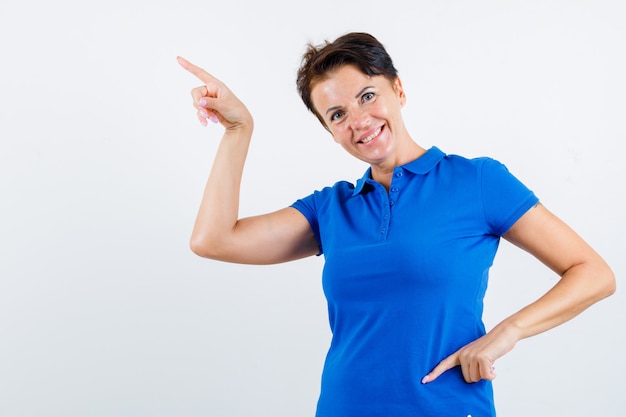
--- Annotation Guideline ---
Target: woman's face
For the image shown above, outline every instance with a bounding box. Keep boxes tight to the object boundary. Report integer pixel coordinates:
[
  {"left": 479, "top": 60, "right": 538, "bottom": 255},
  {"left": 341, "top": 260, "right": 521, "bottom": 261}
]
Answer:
[{"left": 310, "top": 64, "right": 407, "bottom": 167}]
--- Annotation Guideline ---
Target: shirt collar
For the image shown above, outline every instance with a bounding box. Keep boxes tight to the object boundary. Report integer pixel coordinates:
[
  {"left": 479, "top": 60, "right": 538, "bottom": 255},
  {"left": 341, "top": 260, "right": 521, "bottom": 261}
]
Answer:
[{"left": 352, "top": 146, "right": 446, "bottom": 195}]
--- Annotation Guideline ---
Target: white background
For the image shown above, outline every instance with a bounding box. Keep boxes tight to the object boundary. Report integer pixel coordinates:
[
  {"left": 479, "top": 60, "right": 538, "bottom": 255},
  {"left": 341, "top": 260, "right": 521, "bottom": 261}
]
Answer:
[{"left": 1, "top": 1, "right": 624, "bottom": 416}]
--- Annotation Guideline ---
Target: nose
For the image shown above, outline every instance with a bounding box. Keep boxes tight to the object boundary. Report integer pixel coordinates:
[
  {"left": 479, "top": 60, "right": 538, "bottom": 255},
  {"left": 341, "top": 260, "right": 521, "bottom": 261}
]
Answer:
[{"left": 349, "top": 107, "right": 370, "bottom": 130}]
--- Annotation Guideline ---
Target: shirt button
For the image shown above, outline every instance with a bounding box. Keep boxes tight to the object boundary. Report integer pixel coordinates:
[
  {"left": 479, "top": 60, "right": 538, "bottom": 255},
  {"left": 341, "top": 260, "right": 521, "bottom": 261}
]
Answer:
[
  {"left": 395, "top": 172, "right": 403, "bottom": 177},
  {"left": 380, "top": 228, "right": 386, "bottom": 234},
  {"left": 391, "top": 187, "right": 399, "bottom": 192},
  {"left": 390, "top": 200, "right": 395, "bottom": 206}
]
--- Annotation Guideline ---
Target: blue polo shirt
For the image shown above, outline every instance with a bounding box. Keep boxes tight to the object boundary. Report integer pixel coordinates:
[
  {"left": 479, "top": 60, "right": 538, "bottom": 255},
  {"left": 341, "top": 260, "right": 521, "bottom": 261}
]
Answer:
[{"left": 291, "top": 146, "right": 538, "bottom": 417}]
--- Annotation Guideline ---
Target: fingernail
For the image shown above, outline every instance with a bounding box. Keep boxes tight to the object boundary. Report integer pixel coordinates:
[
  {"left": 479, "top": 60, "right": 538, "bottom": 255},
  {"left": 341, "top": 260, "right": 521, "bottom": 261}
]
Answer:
[
  {"left": 200, "top": 118, "right": 207, "bottom": 127},
  {"left": 200, "top": 110, "right": 209, "bottom": 118},
  {"left": 209, "top": 115, "right": 219, "bottom": 124},
  {"left": 199, "top": 99, "right": 207, "bottom": 107},
  {"left": 421, "top": 375, "right": 430, "bottom": 384}
]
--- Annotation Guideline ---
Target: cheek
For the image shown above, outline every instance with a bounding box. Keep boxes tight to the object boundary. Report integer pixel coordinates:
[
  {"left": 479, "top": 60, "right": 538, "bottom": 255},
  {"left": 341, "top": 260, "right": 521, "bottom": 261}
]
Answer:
[{"left": 329, "top": 125, "right": 350, "bottom": 144}]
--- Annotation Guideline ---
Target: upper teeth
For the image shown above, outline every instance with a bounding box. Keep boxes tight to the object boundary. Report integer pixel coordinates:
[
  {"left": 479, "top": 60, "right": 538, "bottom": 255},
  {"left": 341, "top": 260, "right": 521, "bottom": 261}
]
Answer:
[{"left": 362, "top": 127, "right": 381, "bottom": 143}]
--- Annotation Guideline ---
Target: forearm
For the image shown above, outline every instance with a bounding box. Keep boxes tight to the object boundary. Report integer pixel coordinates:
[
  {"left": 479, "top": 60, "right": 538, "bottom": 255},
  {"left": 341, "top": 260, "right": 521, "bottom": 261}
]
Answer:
[
  {"left": 497, "top": 257, "right": 615, "bottom": 343},
  {"left": 190, "top": 126, "right": 253, "bottom": 258}
]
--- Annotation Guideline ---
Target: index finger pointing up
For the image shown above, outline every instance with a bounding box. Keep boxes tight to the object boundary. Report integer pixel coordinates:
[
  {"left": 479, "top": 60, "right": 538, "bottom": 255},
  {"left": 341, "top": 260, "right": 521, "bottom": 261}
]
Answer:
[{"left": 177, "top": 56, "right": 217, "bottom": 84}]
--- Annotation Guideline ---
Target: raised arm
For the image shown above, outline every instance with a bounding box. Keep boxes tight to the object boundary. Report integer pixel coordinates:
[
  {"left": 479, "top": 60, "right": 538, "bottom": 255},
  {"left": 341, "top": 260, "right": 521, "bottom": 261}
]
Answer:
[
  {"left": 178, "top": 57, "right": 319, "bottom": 265},
  {"left": 422, "top": 203, "right": 616, "bottom": 384}
]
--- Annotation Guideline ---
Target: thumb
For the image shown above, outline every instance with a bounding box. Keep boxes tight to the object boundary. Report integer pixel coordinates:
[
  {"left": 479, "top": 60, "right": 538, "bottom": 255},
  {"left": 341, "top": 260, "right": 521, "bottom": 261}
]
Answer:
[{"left": 421, "top": 351, "right": 460, "bottom": 384}]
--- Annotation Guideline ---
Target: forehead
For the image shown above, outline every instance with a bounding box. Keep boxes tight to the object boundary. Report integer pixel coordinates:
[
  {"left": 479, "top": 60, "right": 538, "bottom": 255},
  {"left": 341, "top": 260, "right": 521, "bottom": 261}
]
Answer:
[
  {"left": 312, "top": 65, "right": 370, "bottom": 93},
  {"left": 310, "top": 65, "right": 383, "bottom": 109}
]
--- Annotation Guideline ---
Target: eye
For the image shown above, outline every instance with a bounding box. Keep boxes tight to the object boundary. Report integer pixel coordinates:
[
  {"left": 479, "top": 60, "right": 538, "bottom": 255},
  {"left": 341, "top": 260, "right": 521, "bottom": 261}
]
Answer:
[
  {"left": 330, "top": 110, "right": 344, "bottom": 122},
  {"left": 362, "top": 91, "right": 375, "bottom": 102}
]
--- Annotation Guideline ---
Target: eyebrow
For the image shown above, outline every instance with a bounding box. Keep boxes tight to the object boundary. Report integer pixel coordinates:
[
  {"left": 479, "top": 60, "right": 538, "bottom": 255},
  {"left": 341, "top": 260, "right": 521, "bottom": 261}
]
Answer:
[{"left": 324, "top": 86, "right": 376, "bottom": 115}]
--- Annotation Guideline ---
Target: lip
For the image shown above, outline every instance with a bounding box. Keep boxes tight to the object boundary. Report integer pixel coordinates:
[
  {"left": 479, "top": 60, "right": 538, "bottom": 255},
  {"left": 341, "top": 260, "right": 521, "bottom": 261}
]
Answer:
[{"left": 357, "top": 125, "right": 384, "bottom": 145}]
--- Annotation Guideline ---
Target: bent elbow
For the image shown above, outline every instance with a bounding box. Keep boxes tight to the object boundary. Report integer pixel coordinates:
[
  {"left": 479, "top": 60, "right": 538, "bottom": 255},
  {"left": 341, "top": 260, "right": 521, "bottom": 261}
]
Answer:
[
  {"left": 189, "top": 235, "right": 206, "bottom": 257},
  {"left": 189, "top": 233, "right": 220, "bottom": 259},
  {"left": 594, "top": 261, "right": 617, "bottom": 301},
  {"left": 604, "top": 269, "right": 617, "bottom": 298}
]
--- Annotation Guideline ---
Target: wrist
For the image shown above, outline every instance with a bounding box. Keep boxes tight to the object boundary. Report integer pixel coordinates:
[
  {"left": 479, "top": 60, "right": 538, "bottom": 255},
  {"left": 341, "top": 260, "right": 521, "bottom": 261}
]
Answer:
[
  {"left": 225, "top": 117, "right": 254, "bottom": 135},
  {"left": 492, "top": 318, "right": 525, "bottom": 345}
]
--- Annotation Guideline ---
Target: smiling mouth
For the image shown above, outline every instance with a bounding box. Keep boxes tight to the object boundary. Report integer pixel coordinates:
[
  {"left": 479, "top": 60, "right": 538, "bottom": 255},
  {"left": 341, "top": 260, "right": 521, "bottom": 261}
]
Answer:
[{"left": 359, "top": 126, "right": 383, "bottom": 144}]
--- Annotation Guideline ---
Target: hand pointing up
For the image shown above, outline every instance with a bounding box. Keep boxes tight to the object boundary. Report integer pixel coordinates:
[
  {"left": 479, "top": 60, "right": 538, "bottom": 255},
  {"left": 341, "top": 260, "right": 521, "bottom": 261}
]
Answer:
[{"left": 177, "top": 56, "right": 253, "bottom": 131}]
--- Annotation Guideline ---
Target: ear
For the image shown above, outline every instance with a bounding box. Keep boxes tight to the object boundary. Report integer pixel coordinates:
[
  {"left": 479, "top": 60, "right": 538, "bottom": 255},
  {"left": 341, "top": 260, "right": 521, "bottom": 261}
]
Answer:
[{"left": 393, "top": 77, "right": 407, "bottom": 107}]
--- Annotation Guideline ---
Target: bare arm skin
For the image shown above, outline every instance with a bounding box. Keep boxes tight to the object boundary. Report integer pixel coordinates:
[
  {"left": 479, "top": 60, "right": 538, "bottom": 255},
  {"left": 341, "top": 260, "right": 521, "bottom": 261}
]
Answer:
[
  {"left": 422, "top": 203, "right": 616, "bottom": 384},
  {"left": 178, "top": 57, "right": 319, "bottom": 265}
]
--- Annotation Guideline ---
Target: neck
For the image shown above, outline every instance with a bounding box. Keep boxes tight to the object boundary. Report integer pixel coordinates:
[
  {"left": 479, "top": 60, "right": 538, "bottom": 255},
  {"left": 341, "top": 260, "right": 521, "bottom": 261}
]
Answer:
[{"left": 370, "top": 141, "right": 427, "bottom": 190}]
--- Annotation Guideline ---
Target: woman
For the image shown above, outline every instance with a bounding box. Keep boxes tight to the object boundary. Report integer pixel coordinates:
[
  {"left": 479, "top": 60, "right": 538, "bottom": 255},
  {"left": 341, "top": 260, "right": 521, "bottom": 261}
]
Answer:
[{"left": 177, "top": 32, "right": 615, "bottom": 416}]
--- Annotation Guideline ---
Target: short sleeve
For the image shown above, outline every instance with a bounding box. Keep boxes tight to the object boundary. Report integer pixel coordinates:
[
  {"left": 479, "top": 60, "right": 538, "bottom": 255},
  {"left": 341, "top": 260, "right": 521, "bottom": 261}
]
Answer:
[
  {"left": 480, "top": 158, "right": 539, "bottom": 236},
  {"left": 291, "top": 194, "right": 323, "bottom": 255}
]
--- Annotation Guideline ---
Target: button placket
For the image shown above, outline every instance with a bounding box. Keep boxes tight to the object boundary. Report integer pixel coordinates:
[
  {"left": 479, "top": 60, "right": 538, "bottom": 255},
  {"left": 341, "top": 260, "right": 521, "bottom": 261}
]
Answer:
[
  {"left": 378, "top": 187, "right": 390, "bottom": 240},
  {"left": 380, "top": 168, "right": 403, "bottom": 239},
  {"left": 389, "top": 169, "right": 403, "bottom": 209}
]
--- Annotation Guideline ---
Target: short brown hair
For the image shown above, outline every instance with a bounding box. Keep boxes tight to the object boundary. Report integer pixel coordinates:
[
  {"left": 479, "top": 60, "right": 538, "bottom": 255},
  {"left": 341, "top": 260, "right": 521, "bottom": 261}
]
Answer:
[{"left": 296, "top": 32, "right": 399, "bottom": 127}]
